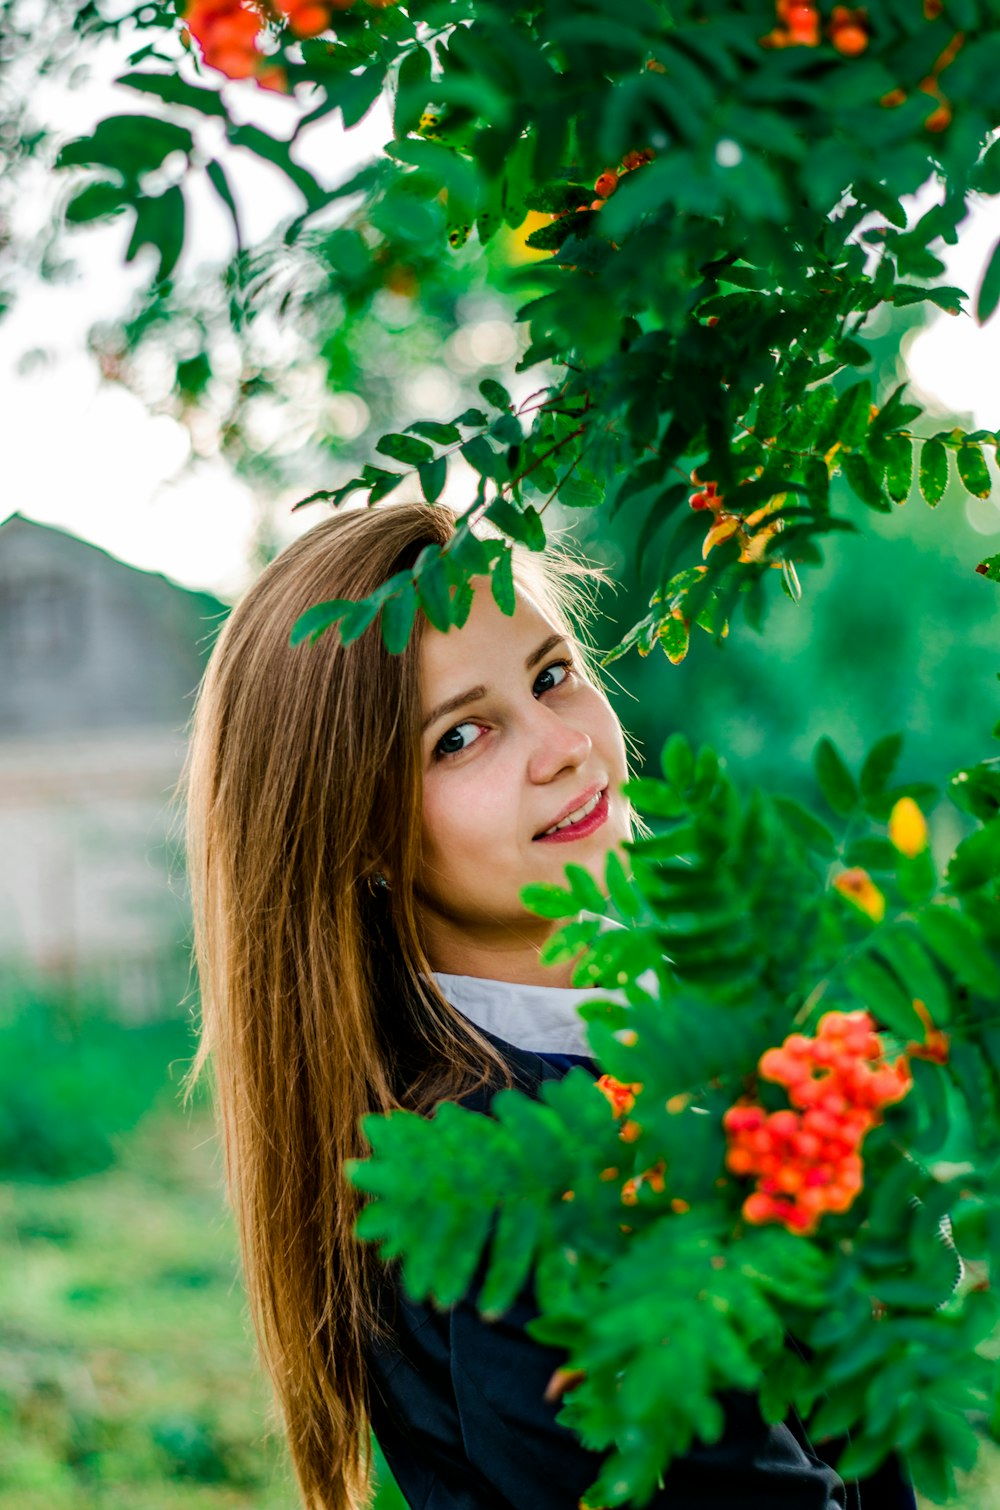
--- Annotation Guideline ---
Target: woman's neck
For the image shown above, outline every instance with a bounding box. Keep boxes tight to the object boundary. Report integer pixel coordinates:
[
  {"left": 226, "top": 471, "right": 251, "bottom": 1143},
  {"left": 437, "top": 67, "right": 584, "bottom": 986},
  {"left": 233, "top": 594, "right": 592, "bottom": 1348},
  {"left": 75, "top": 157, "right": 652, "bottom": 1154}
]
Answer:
[{"left": 421, "top": 914, "right": 576, "bottom": 988}]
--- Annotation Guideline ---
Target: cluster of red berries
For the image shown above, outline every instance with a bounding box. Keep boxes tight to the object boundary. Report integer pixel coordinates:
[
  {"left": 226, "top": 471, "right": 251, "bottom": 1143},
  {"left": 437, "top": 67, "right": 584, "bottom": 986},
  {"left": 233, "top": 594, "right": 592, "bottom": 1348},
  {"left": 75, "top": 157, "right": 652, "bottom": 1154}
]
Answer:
[
  {"left": 762, "top": 1, "right": 868, "bottom": 54},
  {"left": 723, "top": 1010, "right": 913, "bottom": 1235},
  {"left": 183, "top": 0, "right": 394, "bottom": 87},
  {"left": 550, "top": 148, "right": 655, "bottom": 225},
  {"left": 184, "top": 0, "right": 269, "bottom": 84}
]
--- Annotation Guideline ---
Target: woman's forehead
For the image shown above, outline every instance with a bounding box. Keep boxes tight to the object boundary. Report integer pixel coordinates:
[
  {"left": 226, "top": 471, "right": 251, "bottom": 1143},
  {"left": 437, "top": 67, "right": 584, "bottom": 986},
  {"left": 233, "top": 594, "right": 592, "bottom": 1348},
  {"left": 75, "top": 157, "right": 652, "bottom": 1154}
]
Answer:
[{"left": 419, "top": 583, "right": 564, "bottom": 691}]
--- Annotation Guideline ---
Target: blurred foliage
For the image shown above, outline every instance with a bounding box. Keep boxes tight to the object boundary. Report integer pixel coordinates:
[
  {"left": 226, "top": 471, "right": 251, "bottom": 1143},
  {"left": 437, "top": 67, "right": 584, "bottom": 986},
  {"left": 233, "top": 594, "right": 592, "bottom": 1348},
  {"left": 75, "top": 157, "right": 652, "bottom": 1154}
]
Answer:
[
  {"left": 37, "top": 0, "right": 1000, "bottom": 656},
  {"left": 0, "top": 1090, "right": 405, "bottom": 1508},
  {"left": 0, "top": 980, "right": 198, "bottom": 1180}
]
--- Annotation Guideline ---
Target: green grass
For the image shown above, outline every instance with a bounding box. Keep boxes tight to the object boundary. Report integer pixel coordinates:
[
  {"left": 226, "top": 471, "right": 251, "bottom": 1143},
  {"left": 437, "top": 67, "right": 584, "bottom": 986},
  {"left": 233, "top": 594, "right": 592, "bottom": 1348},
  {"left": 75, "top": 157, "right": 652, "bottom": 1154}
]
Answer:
[{"left": 0, "top": 1090, "right": 404, "bottom": 1510}]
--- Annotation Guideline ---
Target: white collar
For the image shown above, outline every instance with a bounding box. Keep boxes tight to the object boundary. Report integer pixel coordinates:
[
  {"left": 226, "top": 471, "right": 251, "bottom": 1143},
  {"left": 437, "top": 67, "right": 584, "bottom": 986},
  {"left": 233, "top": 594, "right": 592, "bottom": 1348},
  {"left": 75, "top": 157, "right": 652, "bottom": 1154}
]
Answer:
[{"left": 432, "top": 970, "right": 612, "bottom": 1057}]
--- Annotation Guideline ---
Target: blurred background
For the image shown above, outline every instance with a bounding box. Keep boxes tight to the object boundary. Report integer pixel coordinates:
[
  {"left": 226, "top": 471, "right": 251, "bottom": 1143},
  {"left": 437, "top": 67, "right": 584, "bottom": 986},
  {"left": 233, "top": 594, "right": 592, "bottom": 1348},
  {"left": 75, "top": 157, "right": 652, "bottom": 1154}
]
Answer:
[{"left": 3, "top": 3, "right": 1000, "bottom": 1507}]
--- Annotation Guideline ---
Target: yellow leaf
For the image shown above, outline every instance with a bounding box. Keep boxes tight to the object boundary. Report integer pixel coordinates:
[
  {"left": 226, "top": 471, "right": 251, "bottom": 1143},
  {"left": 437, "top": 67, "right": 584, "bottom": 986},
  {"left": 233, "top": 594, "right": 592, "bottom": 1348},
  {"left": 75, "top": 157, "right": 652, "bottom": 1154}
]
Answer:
[
  {"left": 702, "top": 514, "right": 741, "bottom": 558},
  {"left": 833, "top": 867, "right": 886, "bottom": 923},
  {"left": 888, "top": 796, "right": 928, "bottom": 858}
]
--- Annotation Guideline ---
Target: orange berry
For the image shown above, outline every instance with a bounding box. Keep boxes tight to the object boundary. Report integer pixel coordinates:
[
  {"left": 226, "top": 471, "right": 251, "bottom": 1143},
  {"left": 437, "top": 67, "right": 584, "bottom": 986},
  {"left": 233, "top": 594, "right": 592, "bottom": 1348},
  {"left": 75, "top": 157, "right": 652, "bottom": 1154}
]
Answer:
[
  {"left": 925, "top": 101, "right": 952, "bottom": 132},
  {"left": 256, "top": 65, "right": 289, "bottom": 91},
  {"left": 726, "top": 1147, "right": 755, "bottom": 1175},
  {"left": 785, "top": 1034, "right": 813, "bottom": 1059},
  {"left": 769, "top": 1110, "right": 799, "bottom": 1140},
  {"left": 207, "top": 46, "right": 256, "bottom": 78},
  {"left": 287, "top": 2, "right": 329, "bottom": 34},
  {"left": 594, "top": 171, "right": 619, "bottom": 199},
  {"left": 831, "top": 20, "right": 868, "bottom": 55},
  {"left": 743, "top": 1191, "right": 775, "bottom": 1225}
]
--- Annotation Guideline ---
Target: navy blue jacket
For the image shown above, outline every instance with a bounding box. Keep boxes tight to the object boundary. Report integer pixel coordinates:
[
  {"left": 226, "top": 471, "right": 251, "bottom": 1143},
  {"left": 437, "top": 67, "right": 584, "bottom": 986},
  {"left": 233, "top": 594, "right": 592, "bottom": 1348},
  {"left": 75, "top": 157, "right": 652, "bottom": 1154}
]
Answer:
[{"left": 366, "top": 1033, "right": 916, "bottom": 1510}]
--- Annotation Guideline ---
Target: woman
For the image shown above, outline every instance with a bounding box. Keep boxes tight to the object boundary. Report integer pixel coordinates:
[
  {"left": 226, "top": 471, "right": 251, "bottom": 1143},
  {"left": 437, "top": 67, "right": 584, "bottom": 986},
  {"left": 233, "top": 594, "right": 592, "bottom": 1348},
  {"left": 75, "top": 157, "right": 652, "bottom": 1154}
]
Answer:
[{"left": 185, "top": 501, "right": 889, "bottom": 1510}]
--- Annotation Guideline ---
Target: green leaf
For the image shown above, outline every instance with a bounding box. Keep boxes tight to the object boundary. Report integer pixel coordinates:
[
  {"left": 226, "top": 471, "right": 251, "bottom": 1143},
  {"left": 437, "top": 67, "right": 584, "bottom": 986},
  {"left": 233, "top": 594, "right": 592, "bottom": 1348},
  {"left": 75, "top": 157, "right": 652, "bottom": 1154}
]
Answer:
[
  {"left": 949, "top": 758, "right": 1000, "bottom": 822},
  {"left": 376, "top": 433, "right": 433, "bottom": 466},
  {"left": 841, "top": 450, "right": 890, "bottom": 512},
  {"left": 479, "top": 378, "right": 512, "bottom": 411},
  {"left": 918, "top": 439, "right": 949, "bottom": 506},
  {"left": 814, "top": 736, "right": 858, "bottom": 817},
  {"left": 57, "top": 114, "right": 194, "bottom": 181},
  {"left": 661, "top": 732, "right": 694, "bottom": 790},
  {"left": 416, "top": 556, "right": 453, "bottom": 632},
  {"left": 380, "top": 580, "right": 419, "bottom": 654},
  {"left": 290, "top": 595, "right": 380, "bottom": 647},
  {"left": 915, "top": 905, "right": 1000, "bottom": 997},
  {"left": 461, "top": 436, "right": 502, "bottom": 479},
  {"left": 956, "top": 444, "right": 991, "bottom": 499},
  {"left": 802, "top": 455, "right": 830, "bottom": 514},
  {"left": 557, "top": 473, "right": 603, "bottom": 509},
  {"left": 205, "top": 159, "right": 241, "bottom": 246},
  {"left": 844, "top": 837, "right": 898, "bottom": 871},
  {"left": 485, "top": 498, "right": 546, "bottom": 549},
  {"left": 753, "top": 375, "right": 784, "bottom": 441},
  {"left": 408, "top": 420, "right": 461, "bottom": 445},
  {"left": 882, "top": 435, "right": 913, "bottom": 503},
  {"left": 834, "top": 380, "right": 872, "bottom": 449},
  {"left": 605, "top": 851, "right": 640, "bottom": 920},
  {"left": 860, "top": 733, "right": 903, "bottom": 799},
  {"left": 563, "top": 863, "right": 605, "bottom": 914},
  {"left": 892, "top": 284, "right": 967, "bottom": 315},
  {"left": 455, "top": 407, "right": 488, "bottom": 428},
  {"left": 419, "top": 456, "right": 447, "bottom": 503},
  {"left": 977, "top": 237, "right": 1000, "bottom": 324},
  {"left": 947, "top": 818, "right": 1000, "bottom": 892},
  {"left": 491, "top": 547, "right": 516, "bottom": 615},
  {"left": 394, "top": 45, "right": 432, "bottom": 138},
  {"left": 772, "top": 796, "right": 836, "bottom": 858},
  {"left": 479, "top": 1198, "right": 542, "bottom": 1319},
  {"left": 843, "top": 956, "right": 924, "bottom": 1039},
  {"left": 520, "top": 882, "right": 575, "bottom": 919},
  {"left": 622, "top": 778, "right": 686, "bottom": 820},
  {"left": 64, "top": 179, "right": 129, "bottom": 224},
  {"left": 125, "top": 186, "right": 186, "bottom": 281},
  {"left": 117, "top": 70, "right": 229, "bottom": 120}
]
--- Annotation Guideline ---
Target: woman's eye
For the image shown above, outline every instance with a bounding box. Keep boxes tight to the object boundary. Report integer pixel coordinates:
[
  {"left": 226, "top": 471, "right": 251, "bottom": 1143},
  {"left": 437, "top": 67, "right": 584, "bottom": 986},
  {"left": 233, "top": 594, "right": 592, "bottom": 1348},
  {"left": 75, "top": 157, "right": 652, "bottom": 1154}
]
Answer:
[
  {"left": 434, "top": 722, "right": 483, "bottom": 759},
  {"left": 533, "top": 659, "right": 572, "bottom": 696}
]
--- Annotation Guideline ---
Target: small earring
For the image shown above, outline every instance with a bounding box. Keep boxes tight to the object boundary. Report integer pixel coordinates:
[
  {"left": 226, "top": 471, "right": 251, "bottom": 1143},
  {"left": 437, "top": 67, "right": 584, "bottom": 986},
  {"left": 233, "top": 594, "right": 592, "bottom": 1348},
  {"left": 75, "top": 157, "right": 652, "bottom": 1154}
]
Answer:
[{"left": 368, "top": 871, "right": 390, "bottom": 894}]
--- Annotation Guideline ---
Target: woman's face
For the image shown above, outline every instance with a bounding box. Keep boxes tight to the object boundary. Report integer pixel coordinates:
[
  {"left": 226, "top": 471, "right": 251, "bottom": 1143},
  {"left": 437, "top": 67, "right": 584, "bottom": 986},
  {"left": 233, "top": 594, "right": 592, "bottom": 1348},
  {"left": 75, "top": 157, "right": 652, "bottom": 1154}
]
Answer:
[{"left": 414, "top": 578, "right": 632, "bottom": 981}]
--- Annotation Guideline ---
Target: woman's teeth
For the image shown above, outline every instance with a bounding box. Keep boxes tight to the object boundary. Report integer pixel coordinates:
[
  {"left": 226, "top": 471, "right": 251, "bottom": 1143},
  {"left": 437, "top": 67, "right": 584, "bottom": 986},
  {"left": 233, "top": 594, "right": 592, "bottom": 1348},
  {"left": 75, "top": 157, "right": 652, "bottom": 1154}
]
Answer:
[{"left": 542, "top": 789, "right": 603, "bottom": 836}]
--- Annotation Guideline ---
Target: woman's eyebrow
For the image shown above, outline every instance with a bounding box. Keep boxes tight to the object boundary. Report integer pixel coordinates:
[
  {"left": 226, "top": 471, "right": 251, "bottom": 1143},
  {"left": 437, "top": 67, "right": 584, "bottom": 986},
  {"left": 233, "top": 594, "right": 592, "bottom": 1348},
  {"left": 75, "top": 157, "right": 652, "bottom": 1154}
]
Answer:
[{"left": 421, "top": 634, "right": 568, "bottom": 734}]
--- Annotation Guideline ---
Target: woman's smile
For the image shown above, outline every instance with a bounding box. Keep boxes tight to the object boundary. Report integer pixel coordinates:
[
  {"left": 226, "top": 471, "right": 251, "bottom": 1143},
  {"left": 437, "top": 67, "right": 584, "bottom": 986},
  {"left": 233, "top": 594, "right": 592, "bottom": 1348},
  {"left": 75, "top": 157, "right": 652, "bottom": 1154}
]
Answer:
[{"left": 533, "top": 783, "right": 609, "bottom": 842}]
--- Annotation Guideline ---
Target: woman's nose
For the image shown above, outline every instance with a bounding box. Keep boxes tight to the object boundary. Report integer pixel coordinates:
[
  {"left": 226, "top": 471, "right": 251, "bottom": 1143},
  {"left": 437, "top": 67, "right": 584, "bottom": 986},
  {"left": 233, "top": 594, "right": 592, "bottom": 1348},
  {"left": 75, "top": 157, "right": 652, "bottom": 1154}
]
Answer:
[{"left": 526, "top": 703, "right": 592, "bottom": 784}]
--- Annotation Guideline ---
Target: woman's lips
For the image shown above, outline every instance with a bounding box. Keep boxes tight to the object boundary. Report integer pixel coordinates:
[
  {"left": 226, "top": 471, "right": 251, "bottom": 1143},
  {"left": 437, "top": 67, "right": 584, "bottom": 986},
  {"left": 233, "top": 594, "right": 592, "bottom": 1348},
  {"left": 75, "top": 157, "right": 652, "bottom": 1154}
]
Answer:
[{"left": 533, "top": 787, "right": 609, "bottom": 843}]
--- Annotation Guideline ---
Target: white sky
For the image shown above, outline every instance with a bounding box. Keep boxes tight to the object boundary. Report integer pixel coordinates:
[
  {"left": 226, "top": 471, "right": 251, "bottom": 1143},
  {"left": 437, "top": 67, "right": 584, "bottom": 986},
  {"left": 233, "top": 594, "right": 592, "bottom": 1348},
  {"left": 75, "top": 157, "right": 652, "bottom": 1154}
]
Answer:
[{"left": 4, "top": 31, "right": 1000, "bottom": 601}]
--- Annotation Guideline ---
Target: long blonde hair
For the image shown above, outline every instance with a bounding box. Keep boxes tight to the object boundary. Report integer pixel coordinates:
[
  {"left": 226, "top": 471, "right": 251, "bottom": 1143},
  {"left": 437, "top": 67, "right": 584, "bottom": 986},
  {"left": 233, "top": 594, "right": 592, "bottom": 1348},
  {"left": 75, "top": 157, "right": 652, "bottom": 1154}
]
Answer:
[{"left": 184, "top": 502, "right": 602, "bottom": 1510}]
